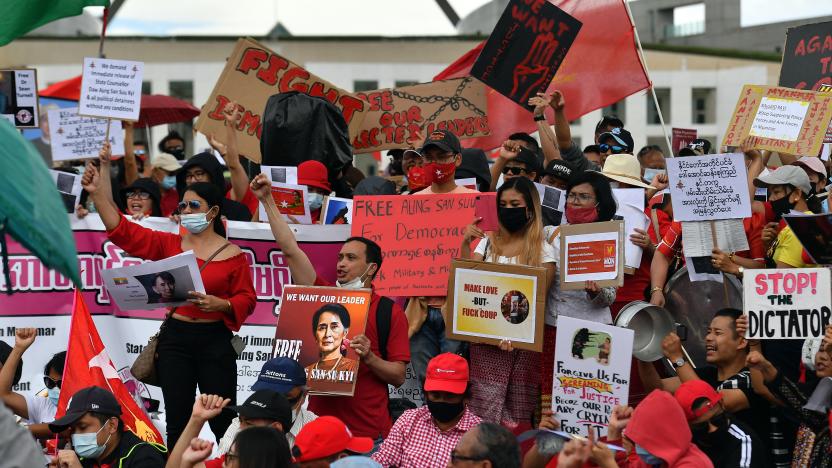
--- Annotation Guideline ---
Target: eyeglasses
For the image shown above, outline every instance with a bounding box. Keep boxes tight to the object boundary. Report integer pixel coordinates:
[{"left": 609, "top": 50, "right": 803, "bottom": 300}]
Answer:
[
  {"left": 44, "top": 376, "right": 62, "bottom": 389},
  {"left": 125, "top": 191, "right": 151, "bottom": 200},
  {"left": 185, "top": 170, "right": 208, "bottom": 181},
  {"left": 502, "top": 166, "right": 528, "bottom": 176},
  {"left": 567, "top": 192, "right": 596, "bottom": 203},
  {"left": 450, "top": 451, "right": 486, "bottom": 464},
  {"left": 599, "top": 143, "right": 625, "bottom": 153},
  {"left": 177, "top": 200, "right": 204, "bottom": 211}
]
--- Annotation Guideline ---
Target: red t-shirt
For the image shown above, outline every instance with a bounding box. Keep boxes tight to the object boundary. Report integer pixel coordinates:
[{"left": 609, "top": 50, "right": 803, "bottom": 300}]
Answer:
[
  {"left": 160, "top": 188, "right": 179, "bottom": 217},
  {"left": 107, "top": 217, "right": 257, "bottom": 331},
  {"left": 226, "top": 187, "right": 258, "bottom": 219},
  {"left": 308, "top": 276, "right": 411, "bottom": 439},
  {"left": 204, "top": 455, "right": 224, "bottom": 468}
]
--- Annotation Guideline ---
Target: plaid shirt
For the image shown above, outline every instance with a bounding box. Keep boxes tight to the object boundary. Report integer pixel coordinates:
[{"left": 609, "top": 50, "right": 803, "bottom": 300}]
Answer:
[{"left": 371, "top": 406, "right": 481, "bottom": 468}]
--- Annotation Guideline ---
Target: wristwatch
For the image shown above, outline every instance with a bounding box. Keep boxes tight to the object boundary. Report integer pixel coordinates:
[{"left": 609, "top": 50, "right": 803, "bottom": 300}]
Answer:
[
  {"left": 672, "top": 357, "right": 686, "bottom": 369},
  {"left": 736, "top": 266, "right": 745, "bottom": 279},
  {"left": 533, "top": 114, "right": 547, "bottom": 122}
]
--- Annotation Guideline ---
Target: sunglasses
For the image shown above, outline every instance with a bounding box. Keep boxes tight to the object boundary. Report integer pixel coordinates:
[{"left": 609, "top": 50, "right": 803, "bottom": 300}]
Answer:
[
  {"left": 599, "top": 143, "right": 625, "bottom": 153},
  {"left": 125, "top": 191, "right": 151, "bottom": 200},
  {"left": 44, "top": 376, "right": 62, "bottom": 389},
  {"left": 177, "top": 200, "right": 205, "bottom": 212},
  {"left": 502, "top": 166, "right": 528, "bottom": 175}
]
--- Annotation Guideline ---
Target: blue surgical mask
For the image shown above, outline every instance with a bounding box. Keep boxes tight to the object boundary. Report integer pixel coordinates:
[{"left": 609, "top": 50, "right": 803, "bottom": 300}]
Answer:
[
  {"left": 643, "top": 168, "right": 665, "bottom": 184},
  {"left": 308, "top": 192, "right": 324, "bottom": 211},
  {"left": 180, "top": 213, "right": 211, "bottom": 234},
  {"left": 72, "top": 423, "right": 111, "bottom": 459},
  {"left": 161, "top": 175, "right": 177, "bottom": 190},
  {"left": 47, "top": 387, "right": 60, "bottom": 406},
  {"left": 635, "top": 443, "right": 663, "bottom": 466}
]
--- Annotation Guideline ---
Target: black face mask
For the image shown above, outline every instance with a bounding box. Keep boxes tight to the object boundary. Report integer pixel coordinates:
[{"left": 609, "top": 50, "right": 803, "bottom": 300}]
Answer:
[
  {"left": 690, "top": 421, "right": 710, "bottom": 441},
  {"left": 770, "top": 191, "right": 795, "bottom": 221},
  {"left": 498, "top": 206, "right": 530, "bottom": 233},
  {"left": 426, "top": 400, "right": 464, "bottom": 423},
  {"left": 168, "top": 147, "right": 185, "bottom": 160}
]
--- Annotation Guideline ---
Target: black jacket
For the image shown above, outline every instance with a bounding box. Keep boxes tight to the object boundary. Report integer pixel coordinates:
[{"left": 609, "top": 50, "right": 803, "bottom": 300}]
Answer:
[
  {"left": 81, "top": 431, "right": 166, "bottom": 468},
  {"left": 695, "top": 418, "right": 771, "bottom": 468},
  {"left": 176, "top": 152, "right": 251, "bottom": 221}
]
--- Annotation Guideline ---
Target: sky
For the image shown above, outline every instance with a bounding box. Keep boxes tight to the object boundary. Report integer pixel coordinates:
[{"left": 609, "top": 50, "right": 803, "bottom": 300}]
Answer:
[{"left": 90, "top": 0, "right": 832, "bottom": 36}]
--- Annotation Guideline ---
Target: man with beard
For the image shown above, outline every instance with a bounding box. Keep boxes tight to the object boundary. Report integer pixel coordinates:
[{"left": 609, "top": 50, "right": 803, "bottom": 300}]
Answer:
[{"left": 675, "top": 379, "right": 769, "bottom": 468}]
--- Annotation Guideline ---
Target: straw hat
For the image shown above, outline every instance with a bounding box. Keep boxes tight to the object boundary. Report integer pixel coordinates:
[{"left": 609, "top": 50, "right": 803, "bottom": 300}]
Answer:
[{"left": 596, "top": 153, "right": 655, "bottom": 189}]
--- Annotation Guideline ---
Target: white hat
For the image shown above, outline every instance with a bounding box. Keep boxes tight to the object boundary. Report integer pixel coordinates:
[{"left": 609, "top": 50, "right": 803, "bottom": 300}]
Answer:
[
  {"left": 151, "top": 153, "right": 182, "bottom": 172},
  {"left": 754, "top": 165, "right": 812, "bottom": 195},
  {"left": 596, "top": 153, "right": 655, "bottom": 190}
]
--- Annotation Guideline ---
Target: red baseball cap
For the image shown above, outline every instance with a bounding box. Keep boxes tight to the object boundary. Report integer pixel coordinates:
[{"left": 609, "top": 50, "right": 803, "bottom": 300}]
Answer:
[
  {"left": 298, "top": 160, "right": 331, "bottom": 193},
  {"left": 424, "top": 353, "right": 469, "bottom": 394},
  {"left": 291, "top": 416, "right": 373, "bottom": 462},
  {"left": 675, "top": 379, "right": 722, "bottom": 421}
]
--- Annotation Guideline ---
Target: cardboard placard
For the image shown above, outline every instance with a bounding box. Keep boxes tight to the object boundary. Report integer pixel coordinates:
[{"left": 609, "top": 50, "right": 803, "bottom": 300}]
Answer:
[
  {"left": 0, "top": 69, "right": 38, "bottom": 128},
  {"left": 722, "top": 85, "right": 832, "bottom": 156},
  {"left": 445, "top": 259, "right": 547, "bottom": 351},
  {"left": 784, "top": 213, "right": 832, "bottom": 265},
  {"left": 48, "top": 107, "right": 125, "bottom": 161},
  {"left": 351, "top": 193, "right": 495, "bottom": 296},
  {"left": 276, "top": 286, "right": 371, "bottom": 396},
  {"left": 471, "top": 0, "right": 582, "bottom": 109},
  {"left": 321, "top": 196, "right": 353, "bottom": 225},
  {"left": 79, "top": 57, "right": 143, "bottom": 121},
  {"left": 352, "top": 78, "right": 490, "bottom": 152},
  {"left": 558, "top": 221, "right": 625, "bottom": 290},
  {"left": 778, "top": 21, "right": 832, "bottom": 92},
  {"left": 666, "top": 153, "right": 751, "bottom": 222},
  {"left": 744, "top": 268, "right": 831, "bottom": 339},
  {"left": 551, "top": 316, "right": 633, "bottom": 438},
  {"left": 671, "top": 127, "right": 697, "bottom": 156}
]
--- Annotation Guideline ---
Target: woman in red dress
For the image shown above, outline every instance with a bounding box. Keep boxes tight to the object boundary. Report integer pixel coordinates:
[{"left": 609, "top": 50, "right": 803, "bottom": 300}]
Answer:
[{"left": 82, "top": 143, "right": 256, "bottom": 449}]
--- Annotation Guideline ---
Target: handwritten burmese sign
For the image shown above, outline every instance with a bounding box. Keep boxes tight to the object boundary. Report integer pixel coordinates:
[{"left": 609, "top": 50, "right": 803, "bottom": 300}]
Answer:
[
  {"left": 79, "top": 57, "right": 143, "bottom": 121},
  {"left": 722, "top": 85, "right": 832, "bottom": 155},
  {"left": 49, "top": 107, "right": 125, "bottom": 161},
  {"left": 744, "top": 268, "right": 832, "bottom": 339},
  {"left": 666, "top": 153, "right": 751, "bottom": 222}
]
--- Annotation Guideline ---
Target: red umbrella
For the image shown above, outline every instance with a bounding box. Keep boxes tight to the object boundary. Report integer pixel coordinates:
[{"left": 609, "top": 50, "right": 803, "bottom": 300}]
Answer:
[
  {"left": 136, "top": 94, "right": 200, "bottom": 127},
  {"left": 39, "top": 75, "right": 82, "bottom": 100}
]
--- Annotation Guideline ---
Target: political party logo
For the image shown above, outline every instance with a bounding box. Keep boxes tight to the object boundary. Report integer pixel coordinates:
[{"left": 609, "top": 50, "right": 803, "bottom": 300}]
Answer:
[
  {"left": 16, "top": 109, "right": 33, "bottom": 124},
  {"left": 603, "top": 243, "right": 616, "bottom": 267}
]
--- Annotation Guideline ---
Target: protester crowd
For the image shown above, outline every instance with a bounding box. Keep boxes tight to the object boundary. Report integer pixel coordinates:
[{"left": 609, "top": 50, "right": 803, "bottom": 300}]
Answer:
[{"left": 2, "top": 85, "right": 832, "bottom": 468}]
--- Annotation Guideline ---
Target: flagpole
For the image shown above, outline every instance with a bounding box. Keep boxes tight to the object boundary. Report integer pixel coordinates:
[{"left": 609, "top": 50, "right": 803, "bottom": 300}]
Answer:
[
  {"left": 621, "top": 0, "right": 674, "bottom": 157},
  {"left": 98, "top": 7, "right": 109, "bottom": 58}
]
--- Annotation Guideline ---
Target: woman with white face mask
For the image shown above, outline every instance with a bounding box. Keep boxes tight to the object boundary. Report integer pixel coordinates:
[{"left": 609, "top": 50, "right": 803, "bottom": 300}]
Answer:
[{"left": 82, "top": 142, "right": 256, "bottom": 450}]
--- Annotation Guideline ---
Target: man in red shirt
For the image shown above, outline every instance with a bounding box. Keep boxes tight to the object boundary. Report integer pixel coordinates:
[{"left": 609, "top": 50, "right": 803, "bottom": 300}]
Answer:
[{"left": 251, "top": 173, "right": 410, "bottom": 442}]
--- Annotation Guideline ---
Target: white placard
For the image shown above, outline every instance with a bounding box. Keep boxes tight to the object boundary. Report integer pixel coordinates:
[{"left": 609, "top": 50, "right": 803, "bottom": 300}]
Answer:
[
  {"left": 48, "top": 107, "right": 125, "bottom": 161},
  {"left": 0, "top": 69, "right": 39, "bottom": 128},
  {"left": 50, "top": 169, "right": 83, "bottom": 214},
  {"left": 744, "top": 268, "right": 832, "bottom": 339},
  {"left": 749, "top": 96, "right": 809, "bottom": 142},
  {"left": 551, "top": 316, "right": 633, "bottom": 438},
  {"left": 613, "top": 188, "right": 648, "bottom": 271},
  {"left": 101, "top": 250, "right": 206, "bottom": 311},
  {"left": 79, "top": 57, "right": 144, "bottom": 121},
  {"left": 680, "top": 219, "right": 749, "bottom": 258},
  {"left": 258, "top": 182, "right": 312, "bottom": 225},
  {"left": 261, "top": 165, "right": 298, "bottom": 185},
  {"left": 666, "top": 153, "right": 751, "bottom": 222}
]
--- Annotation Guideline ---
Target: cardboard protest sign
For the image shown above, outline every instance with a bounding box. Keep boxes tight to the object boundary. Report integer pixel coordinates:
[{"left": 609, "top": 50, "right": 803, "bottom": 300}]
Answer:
[
  {"left": 613, "top": 188, "right": 647, "bottom": 273},
  {"left": 551, "top": 316, "right": 633, "bottom": 437},
  {"left": 671, "top": 127, "right": 697, "bottom": 156},
  {"left": 321, "top": 197, "right": 352, "bottom": 225},
  {"left": 351, "top": 193, "right": 496, "bottom": 296},
  {"left": 446, "top": 259, "right": 547, "bottom": 351},
  {"left": 778, "top": 21, "right": 832, "bottom": 92},
  {"left": 352, "top": 78, "right": 490, "bottom": 152},
  {"left": 471, "top": 0, "right": 582, "bottom": 109},
  {"left": 666, "top": 153, "right": 751, "bottom": 222},
  {"left": 276, "top": 285, "right": 371, "bottom": 396},
  {"left": 558, "top": 221, "right": 625, "bottom": 290},
  {"left": 259, "top": 182, "right": 311, "bottom": 225},
  {"left": 48, "top": 107, "right": 125, "bottom": 161},
  {"left": 0, "top": 69, "right": 38, "bottom": 128},
  {"left": 784, "top": 213, "right": 832, "bottom": 265},
  {"left": 101, "top": 250, "right": 205, "bottom": 311},
  {"left": 744, "top": 268, "right": 831, "bottom": 339},
  {"left": 50, "top": 170, "right": 83, "bottom": 214},
  {"left": 79, "top": 57, "right": 143, "bottom": 121},
  {"left": 722, "top": 85, "right": 832, "bottom": 156}
]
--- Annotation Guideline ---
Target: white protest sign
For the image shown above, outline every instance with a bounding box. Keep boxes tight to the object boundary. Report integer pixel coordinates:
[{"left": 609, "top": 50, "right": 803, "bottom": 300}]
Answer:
[
  {"left": 551, "top": 316, "right": 633, "bottom": 438},
  {"left": 744, "top": 268, "right": 832, "bottom": 339},
  {"left": 667, "top": 153, "right": 751, "bottom": 222},
  {"left": 750, "top": 97, "right": 810, "bottom": 142},
  {"left": 613, "top": 188, "right": 648, "bottom": 271},
  {"left": 79, "top": 57, "right": 144, "bottom": 121},
  {"left": 48, "top": 107, "right": 125, "bottom": 161},
  {"left": 0, "top": 69, "right": 39, "bottom": 128},
  {"left": 101, "top": 250, "right": 205, "bottom": 311},
  {"left": 50, "top": 169, "right": 83, "bottom": 214},
  {"left": 261, "top": 165, "right": 298, "bottom": 185},
  {"left": 680, "top": 219, "right": 749, "bottom": 258}
]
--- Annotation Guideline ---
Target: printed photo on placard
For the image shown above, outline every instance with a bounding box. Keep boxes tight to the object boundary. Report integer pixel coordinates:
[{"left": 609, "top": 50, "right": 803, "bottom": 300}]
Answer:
[
  {"left": 276, "top": 286, "right": 371, "bottom": 396},
  {"left": 0, "top": 69, "right": 39, "bottom": 128},
  {"left": 322, "top": 197, "right": 353, "bottom": 225},
  {"left": 258, "top": 182, "right": 312, "bottom": 225},
  {"left": 50, "top": 169, "right": 83, "bottom": 214},
  {"left": 101, "top": 251, "right": 205, "bottom": 311}
]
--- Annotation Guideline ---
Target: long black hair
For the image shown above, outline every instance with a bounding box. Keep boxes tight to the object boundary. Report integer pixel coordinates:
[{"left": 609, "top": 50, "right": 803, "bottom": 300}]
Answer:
[
  {"left": 183, "top": 182, "right": 225, "bottom": 237},
  {"left": 233, "top": 426, "right": 291, "bottom": 468},
  {"left": 567, "top": 171, "right": 618, "bottom": 222}
]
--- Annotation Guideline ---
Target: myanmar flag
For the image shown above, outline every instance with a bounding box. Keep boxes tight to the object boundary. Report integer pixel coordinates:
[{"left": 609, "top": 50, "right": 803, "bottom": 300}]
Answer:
[{"left": 0, "top": 0, "right": 110, "bottom": 46}]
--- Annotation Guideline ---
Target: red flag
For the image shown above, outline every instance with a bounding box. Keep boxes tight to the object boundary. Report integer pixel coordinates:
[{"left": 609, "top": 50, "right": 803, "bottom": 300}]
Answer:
[
  {"left": 436, "top": 0, "right": 649, "bottom": 150},
  {"left": 56, "top": 290, "right": 164, "bottom": 445}
]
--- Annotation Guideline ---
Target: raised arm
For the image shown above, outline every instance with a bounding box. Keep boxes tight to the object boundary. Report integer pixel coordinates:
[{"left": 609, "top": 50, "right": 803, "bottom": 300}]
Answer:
[
  {"left": 123, "top": 121, "right": 139, "bottom": 186},
  {"left": 82, "top": 143, "right": 123, "bottom": 231},
  {"left": 549, "top": 91, "right": 572, "bottom": 151},
  {"left": 250, "top": 174, "right": 317, "bottom": 285},
  {"left": 165, "top": 395, "right": 229, "bottom": 468},
  {"left": 490, "top": 141, "right": 521, "bottom": 192},
  {"left": 529, "top": 93, "right": 562, "bottom": 165},
  {"left": 0, "top": 328, "right": 36, "bottom": 420},
  {"left": 209, "top": 102, "right": 249, "bottom": 203}
]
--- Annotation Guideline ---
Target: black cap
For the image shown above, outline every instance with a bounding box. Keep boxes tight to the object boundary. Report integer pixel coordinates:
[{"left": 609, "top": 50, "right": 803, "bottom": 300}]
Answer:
[
  {"left": 49, "top": 386, "right": 122, "bottom": 432},
  {"left": 420, "top": 129, "right": 462, "bottom": 155},
  {"left": 544, "top": 160, "right": 573, "bottom": 181},
  {"left": 599, "top": 127, "right": 634, "bottom": 153},
  {"left": 514, "top": 147, "right": 541, "bottom": 174},
  {"left": 227, "top": 390, "right": 292, "bottom": 431}
]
